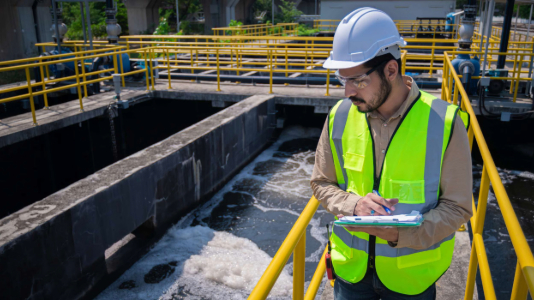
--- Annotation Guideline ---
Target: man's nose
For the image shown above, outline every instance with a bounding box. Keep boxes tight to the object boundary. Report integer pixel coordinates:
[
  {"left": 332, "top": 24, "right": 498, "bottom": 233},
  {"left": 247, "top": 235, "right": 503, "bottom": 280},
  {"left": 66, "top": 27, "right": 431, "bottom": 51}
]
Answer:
[{"left": 345, "top": 84, "right": 358, "bottom": 98}]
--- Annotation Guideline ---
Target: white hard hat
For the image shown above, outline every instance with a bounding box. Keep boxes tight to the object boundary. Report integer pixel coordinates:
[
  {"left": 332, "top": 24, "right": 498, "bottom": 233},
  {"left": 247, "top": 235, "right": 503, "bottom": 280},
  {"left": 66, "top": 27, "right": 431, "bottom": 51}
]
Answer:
[{"left": 323, "top": 7, "right": 407, "bottom": 70}]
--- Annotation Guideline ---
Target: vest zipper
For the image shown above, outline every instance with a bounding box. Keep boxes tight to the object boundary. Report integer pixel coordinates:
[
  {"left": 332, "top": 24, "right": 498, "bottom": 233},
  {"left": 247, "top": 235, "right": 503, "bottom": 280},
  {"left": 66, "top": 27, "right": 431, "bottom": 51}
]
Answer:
[{"left": 364, "top": 92, "right": 421, "bottom": 272}]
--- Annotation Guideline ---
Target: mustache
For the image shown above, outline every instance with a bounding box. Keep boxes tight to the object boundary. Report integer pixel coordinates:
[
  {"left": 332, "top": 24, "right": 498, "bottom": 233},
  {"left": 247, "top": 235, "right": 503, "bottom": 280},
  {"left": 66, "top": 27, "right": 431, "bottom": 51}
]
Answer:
[{"left": 349, "top": 96, "right": 365, "bottom": 103}]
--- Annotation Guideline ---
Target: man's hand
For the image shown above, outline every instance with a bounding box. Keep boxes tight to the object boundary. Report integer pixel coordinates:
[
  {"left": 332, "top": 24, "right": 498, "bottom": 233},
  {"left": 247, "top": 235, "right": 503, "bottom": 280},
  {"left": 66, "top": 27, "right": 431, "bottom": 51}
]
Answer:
[
  {"left": 354, "top": 193, "right": 399, "bottom": 216},
  {"left": 337, "top": 213, "right": 399, "bottom": 242}
]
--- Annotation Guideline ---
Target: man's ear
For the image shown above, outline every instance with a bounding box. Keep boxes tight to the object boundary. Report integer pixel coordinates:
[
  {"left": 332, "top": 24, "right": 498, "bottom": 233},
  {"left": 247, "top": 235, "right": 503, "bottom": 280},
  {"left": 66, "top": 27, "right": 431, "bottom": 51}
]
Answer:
[{"left": 385, "top": 60, "right": 399, "bottom": 81}]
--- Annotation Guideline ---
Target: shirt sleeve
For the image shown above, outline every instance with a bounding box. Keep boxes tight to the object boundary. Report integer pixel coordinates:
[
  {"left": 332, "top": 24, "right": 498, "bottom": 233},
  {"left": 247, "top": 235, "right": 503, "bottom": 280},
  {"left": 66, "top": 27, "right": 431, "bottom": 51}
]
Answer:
[
  {"left": 394, "top": 116, "right": 473, "bottom": 249},
  {"left": 311, "top": 118, "right": 361, "bottom": 217}
]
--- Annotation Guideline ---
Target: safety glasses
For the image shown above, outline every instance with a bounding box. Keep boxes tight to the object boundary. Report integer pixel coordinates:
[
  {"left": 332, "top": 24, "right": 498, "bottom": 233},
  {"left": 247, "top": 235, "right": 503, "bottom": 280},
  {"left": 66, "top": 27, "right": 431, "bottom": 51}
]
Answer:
[{"left": 335, "top": 61, "right": 387, "bottom": 89}]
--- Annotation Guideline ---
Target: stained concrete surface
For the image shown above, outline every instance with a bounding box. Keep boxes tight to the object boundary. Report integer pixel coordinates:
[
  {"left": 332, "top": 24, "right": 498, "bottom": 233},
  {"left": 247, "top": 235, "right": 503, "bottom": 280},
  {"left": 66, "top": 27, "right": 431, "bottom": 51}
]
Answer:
[
  {"left": 0, "top": 94, "right": 276, "bottom": 300},
  {"left": 319, "top": 228, "right": 477, "bottom": 300}
]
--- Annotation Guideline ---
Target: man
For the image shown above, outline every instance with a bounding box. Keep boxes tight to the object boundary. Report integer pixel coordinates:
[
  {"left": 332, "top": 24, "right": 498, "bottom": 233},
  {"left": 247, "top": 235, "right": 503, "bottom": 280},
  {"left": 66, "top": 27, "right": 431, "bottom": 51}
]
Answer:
[{"left": 310, "top": 8, "right": 473, "bottom": 300}]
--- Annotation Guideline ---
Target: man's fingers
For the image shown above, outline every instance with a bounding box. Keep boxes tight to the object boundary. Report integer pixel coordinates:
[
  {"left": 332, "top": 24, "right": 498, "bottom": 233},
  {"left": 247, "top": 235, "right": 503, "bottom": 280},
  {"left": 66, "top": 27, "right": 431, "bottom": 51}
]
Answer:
[
  {"left": 387, "top": 198, "right": 399, "bottom": 206},
  {"left": 369, "top": 202, "right": 388, "bottom": 216},
  {"left": 368, "top": 193, "right": 398, "bottom": 211}
]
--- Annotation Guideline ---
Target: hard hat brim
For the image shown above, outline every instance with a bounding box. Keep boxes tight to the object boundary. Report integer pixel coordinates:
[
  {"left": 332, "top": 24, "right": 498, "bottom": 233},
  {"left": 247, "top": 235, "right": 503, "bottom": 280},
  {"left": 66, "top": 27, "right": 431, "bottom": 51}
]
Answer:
[{"left": 322, "top": 57, "right": 365, "bottom": 70}]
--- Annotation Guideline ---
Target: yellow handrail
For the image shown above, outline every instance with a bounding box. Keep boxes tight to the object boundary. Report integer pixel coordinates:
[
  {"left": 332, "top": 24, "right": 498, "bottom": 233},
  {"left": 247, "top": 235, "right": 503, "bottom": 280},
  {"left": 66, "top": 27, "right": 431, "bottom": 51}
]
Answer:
[
  {"left": 442, "top": 52, "right": 534, "bottom": 298},
  {"left": 248, "top": 196, "right": 320, "bottom": 299}
]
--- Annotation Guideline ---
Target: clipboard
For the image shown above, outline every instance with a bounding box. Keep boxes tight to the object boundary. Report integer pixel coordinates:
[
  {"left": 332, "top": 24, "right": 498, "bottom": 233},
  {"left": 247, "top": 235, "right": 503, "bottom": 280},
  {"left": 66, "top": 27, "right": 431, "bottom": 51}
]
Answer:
[{"left": 334, "top": 211, "right": 423, "bottom": 227}]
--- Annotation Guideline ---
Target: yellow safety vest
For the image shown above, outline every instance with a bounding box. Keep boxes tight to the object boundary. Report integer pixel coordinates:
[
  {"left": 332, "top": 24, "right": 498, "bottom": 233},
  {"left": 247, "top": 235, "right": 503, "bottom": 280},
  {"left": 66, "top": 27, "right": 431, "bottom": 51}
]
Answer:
[{"left": 327, "top": 91, "right": 469, "bottom": 295}]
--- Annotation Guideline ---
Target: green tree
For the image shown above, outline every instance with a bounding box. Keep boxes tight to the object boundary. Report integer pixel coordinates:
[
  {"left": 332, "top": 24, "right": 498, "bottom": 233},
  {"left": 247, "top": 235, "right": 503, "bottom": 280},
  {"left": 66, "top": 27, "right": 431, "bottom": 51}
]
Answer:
[
  {"left": 275, "top": 0, "right": 302, "bottom": 23},
  {"left": 253, "top": 0, "right": 272, "bottom": 23},
  {"left": 61, "top": 0, "right": 129, "bottom": 40}
]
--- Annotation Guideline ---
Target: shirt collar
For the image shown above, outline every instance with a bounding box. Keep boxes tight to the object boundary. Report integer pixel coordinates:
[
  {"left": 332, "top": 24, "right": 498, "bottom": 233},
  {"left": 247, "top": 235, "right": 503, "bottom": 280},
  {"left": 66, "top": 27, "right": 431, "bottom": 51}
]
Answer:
[{"left": 368, "top": 75, "right": 420, "bottom": 121}]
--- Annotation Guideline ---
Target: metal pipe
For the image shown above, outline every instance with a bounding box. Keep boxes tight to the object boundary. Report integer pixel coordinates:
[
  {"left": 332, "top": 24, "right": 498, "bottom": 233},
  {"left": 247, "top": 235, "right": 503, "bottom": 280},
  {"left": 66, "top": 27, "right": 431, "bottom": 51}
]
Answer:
[
  {"left": 528, "top": 4, "right": 533, "bottom": 38},
  {"left": 51, "top": 0, "right": 61, "bottom": 53},
  {"left": 513, "top": 4, "right": 520, "bottom": 42},
  {"left": 84, "top": 0, "right": 94, "bottom": 50},
  {"left": 482, "top": 0, "right": 495, "bottom": 77},
  {"left": 272, "top": 0, "right": 274, "bottom": 24},
  {"left": 80, "top": 2, "right": 87, "bottom": 47},
  {"left": 480, "top": 0, "right": 488, "bottom": 52},
  {"left": 176, "top": 0, "right": 180, "bottom": 32},
  {"left": 497, "top": 0, "right": 515, "bottom": 69}
]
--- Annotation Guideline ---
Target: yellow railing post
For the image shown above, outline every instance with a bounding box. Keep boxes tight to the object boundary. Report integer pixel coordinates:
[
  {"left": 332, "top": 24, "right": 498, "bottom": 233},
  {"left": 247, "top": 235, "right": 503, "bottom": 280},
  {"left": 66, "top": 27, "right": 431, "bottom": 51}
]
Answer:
[
  {"left": 119, "top": 51, "right": 125, "bottom": 87},
  {"left": 80, "top": 54, "right": 88, "bottom": 99},
  {"left": 73, "top": 55, "right": 84, "bottom": 111},
  {"left": 429, "top": 41, "right": 435, "bottom": 78},
  {"left": 166, "top": 48, "right": 172, "bottom": 89},
  {"left": 24, "top": 67, "right": 38, "bottom": 126},
  {"left": 293, "top": 233, "right": 306, "bottom": 300},
  {"left": 150, "top": 48, "right": 155, "bottom": 90},
  {"left": 285, "top": 47, "right": 288, "bottom": 77},
  {"left": 248, "top": 197, "right": 320, "bottom": 299},
  {"left": 269, "top": 49, "right": 273, "bottom": 94},
  {"left": 38, "top": 58, "right": 49, "bottom": 109},
  {"left": 513, "top": 54, "right": 523, "bottom": 103},
  {"left": 143, "top": 49, "right": 150, "bottom": 91},
  {"left": 216, "top": 48, "right": 221, "bottom": 92},
  {"left": 511, "top": 261, "right": 529, "bottom": 300}
]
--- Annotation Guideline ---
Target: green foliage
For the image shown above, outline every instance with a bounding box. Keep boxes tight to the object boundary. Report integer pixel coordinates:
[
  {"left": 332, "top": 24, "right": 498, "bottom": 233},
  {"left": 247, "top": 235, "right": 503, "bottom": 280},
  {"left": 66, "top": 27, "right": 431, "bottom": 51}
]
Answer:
[
  {"left": 275, "top": 0, "right": 302, "bottom": 24},
  {"left": 253, "top": 0, "right": 272, "bottom": 23},
  {"left": 61, "top": 0, "right": 129, "bottom": 40},
  {"left": 158, "top": 0, "right": 203, "bottom": 33},
  {"left": 297, "top": 24, "right": 319, "bottom": 36},
  {"left": 153, "top": 17, "right": 171, "bottom": 35},
  {"left": 226, "top": 19, "right": 245, "bottom": 35}
]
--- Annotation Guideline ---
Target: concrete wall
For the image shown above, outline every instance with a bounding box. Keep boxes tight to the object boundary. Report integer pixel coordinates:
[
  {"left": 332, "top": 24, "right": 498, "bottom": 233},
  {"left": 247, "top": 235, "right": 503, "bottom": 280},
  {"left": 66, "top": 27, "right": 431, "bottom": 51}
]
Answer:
[
  {"left": 0, "top": 94, "right": 276, "bottom": 300},
  {"left": 320, "top": 0, "right": 455, "bottom": 21},
  {"left": 124, "top": 0, "right": 162, "bottom": 35},
  {"left": 0, "top": 0, "right": 53, "bottom": 61}
]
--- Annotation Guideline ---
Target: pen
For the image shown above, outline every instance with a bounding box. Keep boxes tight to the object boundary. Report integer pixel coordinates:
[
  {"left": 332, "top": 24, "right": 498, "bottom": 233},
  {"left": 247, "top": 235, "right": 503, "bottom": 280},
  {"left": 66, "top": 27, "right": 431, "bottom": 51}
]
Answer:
[{"left": 372, "top": 190, "right": 391, "bottom": 214}]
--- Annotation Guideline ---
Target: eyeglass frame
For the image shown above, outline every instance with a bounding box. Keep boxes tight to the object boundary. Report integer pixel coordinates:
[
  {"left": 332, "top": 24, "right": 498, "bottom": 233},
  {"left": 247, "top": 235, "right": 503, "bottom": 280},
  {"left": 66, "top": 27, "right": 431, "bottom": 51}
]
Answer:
[{"left": 334, "top": 60, "right": 388, "bottom": 89}]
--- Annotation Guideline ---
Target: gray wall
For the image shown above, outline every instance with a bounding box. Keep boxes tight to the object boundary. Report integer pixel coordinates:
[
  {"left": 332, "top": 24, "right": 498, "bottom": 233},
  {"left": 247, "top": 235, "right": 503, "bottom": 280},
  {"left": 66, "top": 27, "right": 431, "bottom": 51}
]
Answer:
[
  {"left": 0, "top": 0, "right": 53, "bottom": 61},
  {"left": 0, "top": 94, "right": 276, "bottom": 300}
]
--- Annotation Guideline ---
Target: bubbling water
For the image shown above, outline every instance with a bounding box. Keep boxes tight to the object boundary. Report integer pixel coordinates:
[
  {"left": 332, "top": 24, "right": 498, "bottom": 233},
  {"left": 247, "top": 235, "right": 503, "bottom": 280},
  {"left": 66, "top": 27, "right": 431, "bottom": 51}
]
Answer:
[{"left": 96, "top": 126, "right": 333, "bottom": 300}]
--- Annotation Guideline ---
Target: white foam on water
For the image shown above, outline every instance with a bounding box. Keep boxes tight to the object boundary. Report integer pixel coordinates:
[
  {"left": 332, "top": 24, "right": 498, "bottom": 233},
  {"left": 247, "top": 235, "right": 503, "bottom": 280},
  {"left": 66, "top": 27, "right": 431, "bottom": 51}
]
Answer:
[
  {"left": 96, "top": 226, "right": 293, "bottom": 300},
  {"left": 96, "top": 126, "right": 328, "bottom": 299}
]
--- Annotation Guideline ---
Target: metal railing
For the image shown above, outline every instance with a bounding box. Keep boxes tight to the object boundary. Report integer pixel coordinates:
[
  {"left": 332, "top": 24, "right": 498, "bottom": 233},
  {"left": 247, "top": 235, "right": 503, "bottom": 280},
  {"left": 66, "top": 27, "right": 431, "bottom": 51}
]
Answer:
[
  {"left": 0, "top": 46, "right": 150, "bottom": 125},
  {"left": 3, "top": 31, "right": 534, "bottom": 124},
  {"left": 442, "top": 51, "right": 534, "bottom": 299},
  {"left": 212, "top": 23, "right": 298, "bottom": 37},
  {"left": 248, "top": 51, "right": 534, "bottom": 300}
]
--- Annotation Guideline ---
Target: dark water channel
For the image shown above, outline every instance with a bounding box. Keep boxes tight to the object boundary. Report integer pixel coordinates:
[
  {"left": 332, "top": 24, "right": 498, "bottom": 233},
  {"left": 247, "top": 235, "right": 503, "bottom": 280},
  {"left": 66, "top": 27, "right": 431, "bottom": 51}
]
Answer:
[{"left": 96, "top": 126, "right": 334, "bottom": 300}]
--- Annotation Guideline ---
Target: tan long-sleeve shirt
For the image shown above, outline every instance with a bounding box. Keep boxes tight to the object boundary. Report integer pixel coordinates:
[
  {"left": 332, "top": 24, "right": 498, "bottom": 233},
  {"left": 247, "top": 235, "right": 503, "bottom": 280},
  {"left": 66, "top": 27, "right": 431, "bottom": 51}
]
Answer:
[{"left": 311, "top": 76, "right": 473, "bottom": 249}]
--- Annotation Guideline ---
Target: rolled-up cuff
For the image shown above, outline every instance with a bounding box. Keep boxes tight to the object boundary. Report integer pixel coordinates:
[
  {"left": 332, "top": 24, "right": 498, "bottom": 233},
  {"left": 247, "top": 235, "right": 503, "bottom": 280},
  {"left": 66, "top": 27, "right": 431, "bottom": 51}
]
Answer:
[
  {"left": 395, "top": 226, "right": 417, "bottom": 248},
  {"left": 341, "top": 193, "right": 362, "bottom": 217}
]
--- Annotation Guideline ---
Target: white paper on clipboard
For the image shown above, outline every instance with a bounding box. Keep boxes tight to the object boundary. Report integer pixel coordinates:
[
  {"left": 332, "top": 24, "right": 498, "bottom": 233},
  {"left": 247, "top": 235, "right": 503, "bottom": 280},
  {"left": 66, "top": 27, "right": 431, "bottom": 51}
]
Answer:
[{"left": 335, "top": 210, "right": 423, "bottom": 227}]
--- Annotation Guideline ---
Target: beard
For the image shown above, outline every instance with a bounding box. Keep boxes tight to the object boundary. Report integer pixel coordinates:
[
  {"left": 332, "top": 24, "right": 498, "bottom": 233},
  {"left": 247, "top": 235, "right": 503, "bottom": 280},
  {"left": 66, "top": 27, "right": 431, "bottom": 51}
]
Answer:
[{"left": 349, "top": 77, "right": 392, "bottom": 113}]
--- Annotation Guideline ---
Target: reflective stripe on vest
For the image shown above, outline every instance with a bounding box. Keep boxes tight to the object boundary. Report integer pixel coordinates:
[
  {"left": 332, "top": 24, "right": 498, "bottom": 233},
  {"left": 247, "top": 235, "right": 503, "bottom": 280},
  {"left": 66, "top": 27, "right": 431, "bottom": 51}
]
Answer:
[{"left": 327, "top": 91, "right": 469, "bottom": 295}]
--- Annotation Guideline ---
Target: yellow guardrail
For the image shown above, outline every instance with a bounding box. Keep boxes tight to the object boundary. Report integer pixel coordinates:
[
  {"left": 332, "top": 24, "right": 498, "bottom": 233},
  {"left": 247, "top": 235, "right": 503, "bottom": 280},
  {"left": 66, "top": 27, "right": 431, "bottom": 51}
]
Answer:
[
  {"left": 212, "top": 23, "right": 298, "bottom": 37},
  {"left": 442, "top": 51, "right": 534, "bottom": 299},
  {"left": 2, "top": 30, "right": 534, "bottom": 124},
  {"left": 0, "top": 46, "right": 151, "bottom": 125},
  {"left": 248, "top": 50, "right": 534, "bottom": 300}
]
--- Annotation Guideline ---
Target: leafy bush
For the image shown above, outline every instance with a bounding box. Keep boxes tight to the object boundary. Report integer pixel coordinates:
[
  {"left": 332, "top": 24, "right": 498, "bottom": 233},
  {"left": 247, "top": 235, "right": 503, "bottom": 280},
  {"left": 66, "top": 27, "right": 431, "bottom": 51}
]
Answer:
[
  {"left": 275, "top": 0, "right": 302, "bottom": 23},
  {"left": 297, "top": 24, "right": 319, "bottom": 36},
  {"left": 226, "top": 19, "right": 244, "bottom": 35}
]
